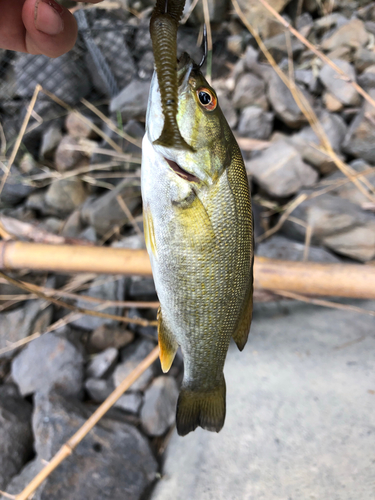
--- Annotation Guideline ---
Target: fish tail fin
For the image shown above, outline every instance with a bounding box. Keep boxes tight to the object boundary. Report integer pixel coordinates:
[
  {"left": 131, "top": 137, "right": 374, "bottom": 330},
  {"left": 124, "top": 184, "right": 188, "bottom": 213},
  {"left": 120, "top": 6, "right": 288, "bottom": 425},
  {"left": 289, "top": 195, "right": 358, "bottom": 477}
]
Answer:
[{"left": 176, "top": 376, "right": 226, "bottom": 436}]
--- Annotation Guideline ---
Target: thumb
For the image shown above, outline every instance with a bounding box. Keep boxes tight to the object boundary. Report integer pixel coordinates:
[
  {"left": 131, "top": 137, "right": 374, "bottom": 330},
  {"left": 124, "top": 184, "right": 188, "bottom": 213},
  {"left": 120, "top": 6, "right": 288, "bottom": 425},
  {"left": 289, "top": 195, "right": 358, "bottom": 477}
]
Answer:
[{"left": 22, "top": 0, "right": 78, "bottom": 57}]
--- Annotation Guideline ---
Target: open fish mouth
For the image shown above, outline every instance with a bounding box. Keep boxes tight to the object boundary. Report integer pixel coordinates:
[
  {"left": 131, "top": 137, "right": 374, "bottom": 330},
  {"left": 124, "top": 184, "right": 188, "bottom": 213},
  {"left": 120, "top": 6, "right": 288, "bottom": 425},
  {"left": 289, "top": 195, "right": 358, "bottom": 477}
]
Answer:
[{"left": 165, "top": 158, "right": 199, "bottom": 182}]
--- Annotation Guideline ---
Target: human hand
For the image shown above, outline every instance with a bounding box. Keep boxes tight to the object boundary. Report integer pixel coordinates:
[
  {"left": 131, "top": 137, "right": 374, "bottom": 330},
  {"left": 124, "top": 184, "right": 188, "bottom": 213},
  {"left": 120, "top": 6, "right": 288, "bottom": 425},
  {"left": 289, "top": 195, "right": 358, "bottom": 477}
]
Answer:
[{"left": 0, "top": 0, "right": 101, "bottom": 58}]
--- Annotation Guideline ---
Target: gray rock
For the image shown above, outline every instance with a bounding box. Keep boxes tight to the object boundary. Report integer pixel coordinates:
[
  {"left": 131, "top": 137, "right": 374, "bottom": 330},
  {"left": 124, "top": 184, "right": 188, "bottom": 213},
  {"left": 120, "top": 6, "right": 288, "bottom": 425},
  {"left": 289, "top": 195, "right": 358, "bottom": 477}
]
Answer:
[
  {"left": 81, "top": 178, "right": 142, "bottom": 236},
  {"left": 216, "top": 89, "right": 237, "bottom": 129},
  {"left": 0, "top": 300, "right": 52, "bottom": 360},
  {"left": 86, "top": 348, "right": 118, "bottom": 379},
  {"left": 354, "top": 47, "right": 375, "bottom": 73},
  {"left": 113, "top": 339, "right": 156, "bottom": 391},
  {"left": 89, "top": 324, "right": 134, "bottom": 353},
  {"left": 257, "top": 235, "right": 340, "bottom": 263},
  {"left": 319, "top": 59, "right": 360, "bottom": 106},
  {"left": 72, "top": 275, "right": 126, "bottom": 331},
  {"left": 324, "top": 159, "right": 375, "bottom": 206},
  {"left": 20, "top": 391, "right": 158, "bottom": 500},
  {"left": 357, "top": 64, "right": 375, "bottom": 89},
  {"left": 343, "top": 88, "right": 375, "bottom": 163},
  {"left": 85, "top": 378, "right": 114, "bottom": 402},
  {"left": 128, "top": 277, "right": 157, "bottom": 301},
  {"left": 0, "top": 165, "right": 35, "bottom": 207},
  {"left": 290, "top": 110, "right": 347, "bottom": 174},
  {"left": 110, "top": 79, "right": 150, "bottom": 121},
  {"left": 321, "top": 18, "right": 370, "bottom": 51},
  {"left": 0, "top": 384, "right": 33, "bottom": 490},
  {"left": 235, "top": 0, "right": 292, "bottom": 38},
  {"left": 45, "top": 178, "right": 88, "bottom": 214},
  {"left": 65, "top": 112, "right": 97, "bottom": 139},
  {"left": 112, "top": 233, "right": 146, "bottom": 250},
  {"left": 54, "top": 135, "right": 86, "bottom": 172},
  {"left": 141, "top": 376, "right": 179, "bottom": 436},
  {"left": 188, "top": 0, "right": 229, "bottom": 24},
  {"left": 2, "top": 459, "right": 44, "bottom": 499},
  {"left": 138, "top": 51, "right": 155, "bottom": 79},
  {"left": 263, "top": 32, "right": 304, "bottom": 63},
  {"left": 232, "top": 73, "right": 267, "bottom": 110},
  {"left": 267, "top": 72, "right": 310, "bottom": 128},
  {"left": 78, "top": 226, "right": 97, "bottom": 243},
  {"left": 238, "top": 106, "right": 274, "bottom": 140},
  {"left": 11, "top": 332, "right": 84, "bottom": 397},
  {"left": 40, "top": 125, "right": 62, "bottom": 160},
  {"left": 61, "top": 210, "right": 83, "bottom": 238},
  {"left": 151, "top": 300, "right": 375, "bottom": 500},
  {"left": 115, "top": 392, "right": 143, "bottom": 415},
  {"left": 246, "top": 141, "right": 318, "bottom": 197},
  {"left": 283, "top": 192, "right": 375, "bottom": 261}
]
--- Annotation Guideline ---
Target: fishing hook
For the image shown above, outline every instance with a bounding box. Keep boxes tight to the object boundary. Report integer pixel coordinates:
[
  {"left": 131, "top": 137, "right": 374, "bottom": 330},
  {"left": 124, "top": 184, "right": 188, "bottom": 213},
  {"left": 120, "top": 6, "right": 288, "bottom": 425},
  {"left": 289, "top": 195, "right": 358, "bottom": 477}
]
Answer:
[{"left": 198, "top": 23, "right": 208, "bottom": 68}]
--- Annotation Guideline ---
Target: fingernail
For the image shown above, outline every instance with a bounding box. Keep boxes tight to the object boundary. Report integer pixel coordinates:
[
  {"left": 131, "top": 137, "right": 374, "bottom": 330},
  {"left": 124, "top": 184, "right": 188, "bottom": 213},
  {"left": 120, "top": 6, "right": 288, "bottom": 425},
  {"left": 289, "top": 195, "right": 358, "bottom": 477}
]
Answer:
[{"left": 34, "top": 0, "right": 64, "bottom": 36}]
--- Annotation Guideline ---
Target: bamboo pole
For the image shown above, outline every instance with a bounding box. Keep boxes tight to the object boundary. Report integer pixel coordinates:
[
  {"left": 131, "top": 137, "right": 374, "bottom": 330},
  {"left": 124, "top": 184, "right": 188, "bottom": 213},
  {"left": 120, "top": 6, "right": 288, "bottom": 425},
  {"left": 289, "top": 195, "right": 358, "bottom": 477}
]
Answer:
[{"left": 0, "top": 241, "right": 374, "bottom": 299}]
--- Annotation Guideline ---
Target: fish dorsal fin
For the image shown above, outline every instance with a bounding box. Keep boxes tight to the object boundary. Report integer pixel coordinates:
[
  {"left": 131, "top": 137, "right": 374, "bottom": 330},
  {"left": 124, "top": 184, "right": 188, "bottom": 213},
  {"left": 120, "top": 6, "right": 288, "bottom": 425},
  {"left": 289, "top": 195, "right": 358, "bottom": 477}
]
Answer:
[
  {"left": 157, "top": 307, "right": 179, "bottom": 373},
  {"left": 232, "top": 275, "right": 253, "bottom": 351}
]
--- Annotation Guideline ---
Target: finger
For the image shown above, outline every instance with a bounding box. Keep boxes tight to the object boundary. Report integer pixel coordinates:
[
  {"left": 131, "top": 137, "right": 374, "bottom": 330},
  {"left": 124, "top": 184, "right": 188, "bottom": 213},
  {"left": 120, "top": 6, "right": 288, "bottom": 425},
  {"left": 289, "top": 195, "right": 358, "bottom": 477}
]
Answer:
[{"left": 22, "top": 0, "right": 78, "bottom": 57}]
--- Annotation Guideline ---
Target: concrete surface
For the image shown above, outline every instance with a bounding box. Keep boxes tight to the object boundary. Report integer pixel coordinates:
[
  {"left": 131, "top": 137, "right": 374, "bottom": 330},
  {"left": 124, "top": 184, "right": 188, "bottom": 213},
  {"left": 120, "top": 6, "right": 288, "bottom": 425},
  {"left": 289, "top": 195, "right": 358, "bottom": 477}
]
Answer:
[{"left": 151, "top": 300, "right": 375, "bottom": 500}]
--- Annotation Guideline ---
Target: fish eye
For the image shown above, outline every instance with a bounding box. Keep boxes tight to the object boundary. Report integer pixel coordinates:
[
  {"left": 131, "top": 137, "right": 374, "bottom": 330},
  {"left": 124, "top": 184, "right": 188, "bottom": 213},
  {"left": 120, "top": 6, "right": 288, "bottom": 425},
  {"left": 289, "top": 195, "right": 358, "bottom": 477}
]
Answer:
[{"left": 197, "top": 88, "right": 217, "bottom": 111}]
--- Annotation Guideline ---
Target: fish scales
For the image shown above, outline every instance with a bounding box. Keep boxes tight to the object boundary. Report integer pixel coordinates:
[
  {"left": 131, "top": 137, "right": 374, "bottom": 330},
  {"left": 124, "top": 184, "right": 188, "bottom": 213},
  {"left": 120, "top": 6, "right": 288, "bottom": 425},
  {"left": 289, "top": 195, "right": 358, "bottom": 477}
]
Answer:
[{"left": 142, "top": 56, "right": 253, "bottom": 436}]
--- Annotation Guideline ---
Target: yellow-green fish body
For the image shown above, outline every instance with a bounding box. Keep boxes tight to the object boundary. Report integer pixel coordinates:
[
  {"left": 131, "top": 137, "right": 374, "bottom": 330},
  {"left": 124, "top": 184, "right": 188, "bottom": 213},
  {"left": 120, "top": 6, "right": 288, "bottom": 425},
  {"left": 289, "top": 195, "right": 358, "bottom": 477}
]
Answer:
[{"left": 141, "top": 54, "right": 253, "bottom": 436}]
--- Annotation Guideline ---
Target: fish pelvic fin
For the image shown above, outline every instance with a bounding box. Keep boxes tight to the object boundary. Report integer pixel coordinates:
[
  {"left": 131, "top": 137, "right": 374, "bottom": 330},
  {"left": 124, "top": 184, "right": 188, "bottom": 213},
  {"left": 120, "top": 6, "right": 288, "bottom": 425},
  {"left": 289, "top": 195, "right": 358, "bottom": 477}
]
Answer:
[
  {"left": 232, "top": 275, "right": 253, "bottom": 351},
  {"left": 176, "top": 376, "right": 226, "bottom": 436},
  {"left": 157, "top": 307, "right": 178, "bottom": 373}
]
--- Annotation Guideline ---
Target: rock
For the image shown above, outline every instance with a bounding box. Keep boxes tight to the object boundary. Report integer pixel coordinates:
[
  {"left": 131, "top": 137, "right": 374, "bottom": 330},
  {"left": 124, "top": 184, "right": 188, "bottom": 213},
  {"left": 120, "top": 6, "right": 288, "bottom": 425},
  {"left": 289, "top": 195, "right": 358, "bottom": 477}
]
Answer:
[
  {"left": 283, "top": 192, "right": 375, "bottom": 261},
  {"left": 39, "top": 125, "right": 62, "bottom": 160},
  {"left": 2, "top": 459, "right": 44, "bottom": 499},
  {"left": 141, "top": 376, "right": 179, "bottom": 436},
  {"left": 232, "top": 73, "right": 268, "bottom": 110},
  {"left": 267, "top": 72, "right": 310, "bottom": 128},
  {"left": 112, "top": 233, "right": 146, "bottom": 250},
  {"left": 0, "top": 300, "right": 52, "bottom": 360},
  {"left": 326, "top": 159, "right": 375, "bottom": 206},
  {"left": 0, "top": 165, "right": 35, "bottom": 207},
  {"left": 354, "top": 47, "right": 375, "bottom": 73},
  {"left": 321, "top": 19, "right": 370, "bottom": 51},
  {"left": 81, "top": 178, "right": 142, "bottom": 236},
  {"left": 55, "top": 136, "right": 86, "bottom": 172},
  {"left": 128, "top": 277, "right": 158, "bottom": 301},
  {"left": 113, "top": 339, "right": 156, "bottom": 392},
  {"left": 61, "top": 210, "right": 83, "bottom": 238},
  {"left": 0, "top": 384, "right": 33, "bottom": 490},
  {"left": 85, "top": 378, "right": 114, "bottom": 402},
  {"left": 89, "top": 324, "right": 134, "bottom": 353},
  {"left": 319, "top": 59, "right": 360, "bottom": 106},
  {"left": 236, "top": 0, "right": 292, "bottom": 38},
  {"left": 216, "top": 89, "right": 238, "bottom": 129},
  {"left": 357, "top": 64, "right": 375, "bottom": 89},
  {"left": 110, "top": 79, "right": 150, "bottom": 121},
  {"left": 262, "top": 33, "right": 305, "bottom": 63},
  {"left": 246, "top": 141, "right": 318, "bottom": 197},
  {"left": 188, "top": 0, "right": 229, "bottom": 24},
  {"left": 290, "top": 110, "right": 347, "bottom": 174},
  {"left": 24, "top": 391, "right": 158, "bottom": 500},
  {"left": 45, "top": 178, "right": 88, "bottom": 214},
  {"left": 78, "top": 226, "right": 97, "bottom": 243},
  {"left": 323, "top": 91, "right": 344, "bottom": 112},
  {"left": 86, "top": 348, "right": 118, "bottom": 379},
  {"left": 343, "top": 88, "right": 375, "bottom": 163},
  {"left": 115, "top": 393, "right": 143, "bottom": 415},
  {"left": 238, "top": 106, "right": 274, "bottom": 140},
  {"left": 72, "top": 275, "right": 126, "bottom": 331},
  {"left": 137, "top": 51, "right": 155, "bottom": 79},
  {"left": 65, "top": 112, "right": 97, "bottom": 139},
  {"left": 256, "top": 235, "right": 340, "bottom": 263},
  {"left": 11, "top": 332, "right": 84, "bottom": 397}
]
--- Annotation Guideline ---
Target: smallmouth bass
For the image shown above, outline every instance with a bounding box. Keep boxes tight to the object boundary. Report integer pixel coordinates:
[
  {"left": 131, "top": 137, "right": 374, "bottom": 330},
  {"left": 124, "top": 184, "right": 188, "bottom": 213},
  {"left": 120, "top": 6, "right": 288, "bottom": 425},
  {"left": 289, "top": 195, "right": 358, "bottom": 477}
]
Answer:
[{"left": 141, "top": 53, "right": 253, "bottom": 436}]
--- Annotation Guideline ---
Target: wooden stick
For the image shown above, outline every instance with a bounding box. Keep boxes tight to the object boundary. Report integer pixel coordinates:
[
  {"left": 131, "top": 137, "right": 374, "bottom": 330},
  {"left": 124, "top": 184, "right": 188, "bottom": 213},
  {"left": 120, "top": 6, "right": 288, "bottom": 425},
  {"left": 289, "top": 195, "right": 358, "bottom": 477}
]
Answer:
[
  {"left": 0, "top": 241, "right": 375, "bottom": 299},
  {"left": 15, "top": 346, "right": 159, "bottom": 500}
]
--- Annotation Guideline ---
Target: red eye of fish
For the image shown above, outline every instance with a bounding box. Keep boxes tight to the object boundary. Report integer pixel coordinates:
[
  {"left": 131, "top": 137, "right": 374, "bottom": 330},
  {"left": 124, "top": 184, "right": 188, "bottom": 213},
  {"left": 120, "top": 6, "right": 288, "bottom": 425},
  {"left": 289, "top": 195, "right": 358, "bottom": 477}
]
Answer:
[{"left": 197, "top": 88, "right": 217, "bottom": 111}]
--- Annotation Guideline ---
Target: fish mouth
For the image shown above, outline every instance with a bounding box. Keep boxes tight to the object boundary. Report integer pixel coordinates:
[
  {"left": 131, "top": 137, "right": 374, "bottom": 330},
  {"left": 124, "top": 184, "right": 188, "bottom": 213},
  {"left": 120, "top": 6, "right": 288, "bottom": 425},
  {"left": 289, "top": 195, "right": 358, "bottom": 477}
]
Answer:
[{"left": 165, "top": 158, "right": 199, "bottom": 183}]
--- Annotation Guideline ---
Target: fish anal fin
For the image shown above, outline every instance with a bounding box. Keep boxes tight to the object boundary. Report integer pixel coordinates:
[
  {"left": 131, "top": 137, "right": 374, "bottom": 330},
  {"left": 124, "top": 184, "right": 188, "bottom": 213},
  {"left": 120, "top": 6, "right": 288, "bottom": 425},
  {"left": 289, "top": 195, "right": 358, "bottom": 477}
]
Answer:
[
  {"left": 232, "top": 277, "right": 253, "bottom": 351},
  {"left": 176, "top": 376, "right": 226, "bottom": 436},
  {"left": 157, "top": 307, "right": 178, "bottom": 373}
]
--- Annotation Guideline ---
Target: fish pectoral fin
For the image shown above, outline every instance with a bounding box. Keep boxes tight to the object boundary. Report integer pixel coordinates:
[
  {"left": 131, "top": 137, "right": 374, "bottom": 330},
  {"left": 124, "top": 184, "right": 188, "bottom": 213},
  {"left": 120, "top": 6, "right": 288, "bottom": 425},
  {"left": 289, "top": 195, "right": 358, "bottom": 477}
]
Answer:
[
  {"left": 157, "top": 307, "right": 178, "bottom": 373},
  {"left": 176, "top": 376, "right": 226, "bottom": 436},
  {"left": 232, "top": 275, "right": 253, "bottom": 351},
  {"left": 143, "top": 205, "right": 157, "bottom": 258}
]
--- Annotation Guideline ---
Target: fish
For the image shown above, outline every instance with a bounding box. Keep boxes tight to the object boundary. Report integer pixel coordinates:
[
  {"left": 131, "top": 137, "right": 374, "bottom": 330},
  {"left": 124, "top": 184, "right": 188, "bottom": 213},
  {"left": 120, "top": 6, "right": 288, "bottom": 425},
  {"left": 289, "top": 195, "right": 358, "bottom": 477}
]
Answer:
[{"left": 141, "top": 52, "right": 253, "bottom": 436}]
